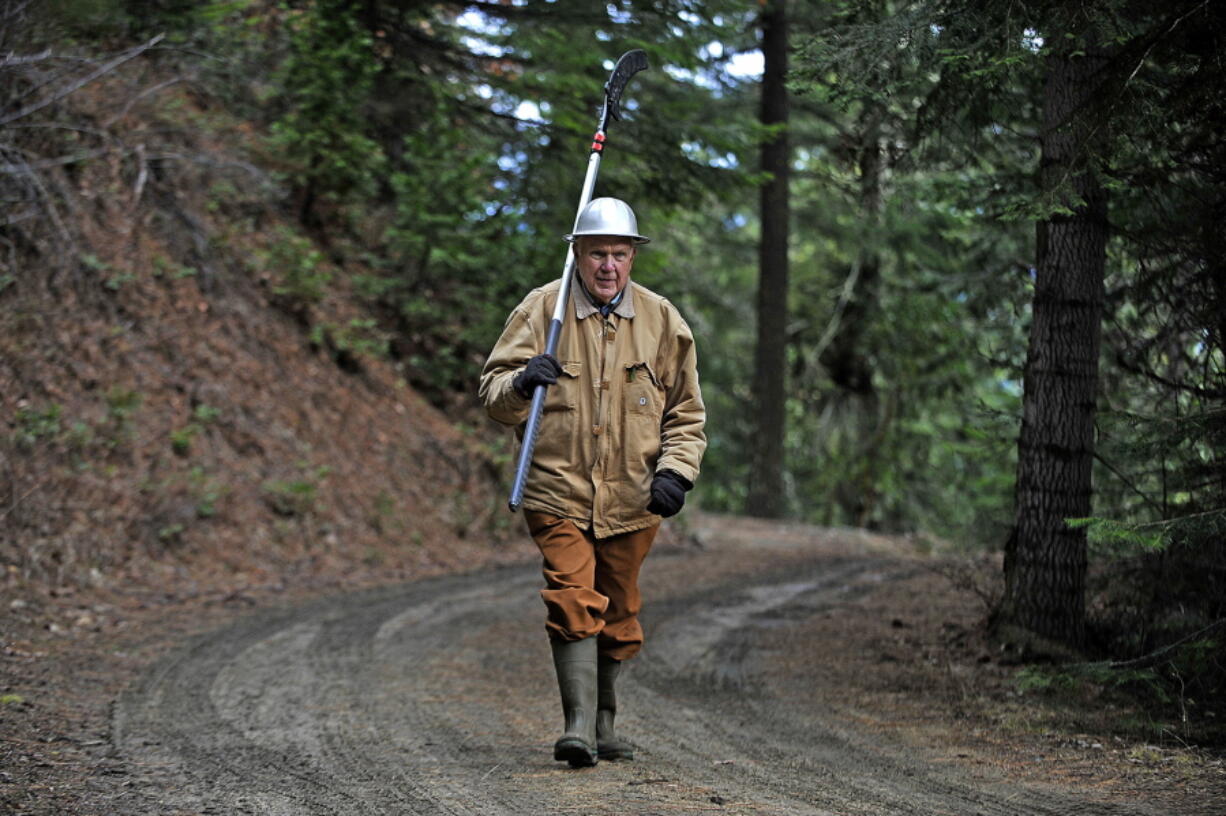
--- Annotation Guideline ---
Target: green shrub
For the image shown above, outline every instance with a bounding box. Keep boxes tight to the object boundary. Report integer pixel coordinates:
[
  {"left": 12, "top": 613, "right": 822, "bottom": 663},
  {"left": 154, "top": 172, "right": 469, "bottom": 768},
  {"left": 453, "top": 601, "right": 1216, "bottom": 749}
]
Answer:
[
  {"left": 189, "top": 466, "right": 226, "bottom": 518},
  {"left": 13, "top": 403, "right": 62, "bottom": 448},
  {"left": 261, "top": 227, "right": 330, "bottom": 307},
  {"left": 193, "top": 403, "right": 221, "bottom": 423},
  {"left": 263, "top": 465, "right": 330, "bottom": 517},
  {"left": 170, "top": 425, "right": 200, "bottom": 455}
]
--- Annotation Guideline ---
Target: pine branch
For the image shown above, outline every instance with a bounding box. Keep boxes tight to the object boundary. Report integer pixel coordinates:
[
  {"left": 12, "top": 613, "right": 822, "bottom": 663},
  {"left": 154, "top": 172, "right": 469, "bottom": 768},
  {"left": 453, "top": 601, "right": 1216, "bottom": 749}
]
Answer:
[
  {"left": 1112, "top": 348, "right": 1226, "bottom": 399},
  {"left": 1093, "top": 451, "right": 1166, "bottom": 514},
  {"left": 1071, "top": 618, "right": 1226, "bottom": 673}
]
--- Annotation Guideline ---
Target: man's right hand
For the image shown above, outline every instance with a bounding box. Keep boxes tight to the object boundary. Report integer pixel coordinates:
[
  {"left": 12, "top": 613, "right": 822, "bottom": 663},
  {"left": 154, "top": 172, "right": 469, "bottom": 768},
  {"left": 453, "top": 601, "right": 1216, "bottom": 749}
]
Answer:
[{"left": 513, "top": 354, "right": 563, "bottom": 398}]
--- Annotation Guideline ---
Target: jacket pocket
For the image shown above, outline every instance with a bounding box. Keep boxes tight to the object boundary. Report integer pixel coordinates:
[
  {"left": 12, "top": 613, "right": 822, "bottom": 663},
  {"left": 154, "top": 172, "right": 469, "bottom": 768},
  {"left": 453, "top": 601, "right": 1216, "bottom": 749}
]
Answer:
[
  {"left": 624, "top": 362, "right": 663, "bottom": 419},
  {"left": 545, "top": 361, "right": 581, "bottom": 412}
]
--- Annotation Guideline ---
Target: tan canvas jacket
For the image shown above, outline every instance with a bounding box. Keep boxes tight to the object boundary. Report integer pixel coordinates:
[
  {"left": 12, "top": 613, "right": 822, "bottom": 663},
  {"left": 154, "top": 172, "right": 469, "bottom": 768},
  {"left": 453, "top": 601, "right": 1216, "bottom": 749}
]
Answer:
[{"left": 480, "top": 278, "right": 706, "bottom": 537}]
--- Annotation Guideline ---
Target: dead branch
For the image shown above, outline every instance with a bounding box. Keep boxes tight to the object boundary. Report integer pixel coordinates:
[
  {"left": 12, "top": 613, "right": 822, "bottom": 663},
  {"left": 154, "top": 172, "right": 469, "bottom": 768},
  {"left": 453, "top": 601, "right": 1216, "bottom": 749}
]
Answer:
[
  {"left": 0, "top": 0, "right": 35, "bottom": 31},
  {"left": 0, "top": 33, "right": 165, "bottom": 128},
  {"left": 5, "top": 55, "right": 98, "bottom": 108},
  {"left": 809, "top": 259, "right": 862, "bottom": 364},
  {"left": 131, "top": 142, "right": 147, "bottom": 206},
  {"left": 142, "top": 151, "right": 270, "bottom": 181},
  {"left": 103, "top": 74, "right": 189, "bottom": 127},
  {"left": 1, "top": 48, "right": 50, "bottom": 67},
  {"left": 2, "top": 207, "right": 38, "bottom": 227},
  {"left": 4, "top": 121, "right": 110, "bottom": 137},
  {"left": 5, "top": 151, "right": 70, "bottom": 243},
  {"left": 0, "top": 142, "right": 271, "bottom": 185},
  {"left": 0, "top": 479, "right": 45, "bottom": 522},
  {"left": 0, "top": 147, "right": 111, "bottom": 174}
]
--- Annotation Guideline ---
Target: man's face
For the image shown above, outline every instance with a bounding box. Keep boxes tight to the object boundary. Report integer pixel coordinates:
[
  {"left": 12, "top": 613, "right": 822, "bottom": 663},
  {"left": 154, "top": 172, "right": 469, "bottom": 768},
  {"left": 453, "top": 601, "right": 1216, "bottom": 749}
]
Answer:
[{"left": 576, "top": 236, "right": 636, "bottom": 304}]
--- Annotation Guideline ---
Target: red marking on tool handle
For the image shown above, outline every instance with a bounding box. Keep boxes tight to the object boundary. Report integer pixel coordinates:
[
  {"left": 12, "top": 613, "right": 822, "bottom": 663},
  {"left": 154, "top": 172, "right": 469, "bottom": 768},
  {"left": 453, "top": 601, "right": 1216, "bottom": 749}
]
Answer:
[{"left": 590, "top": 132, "right": 606, "bottom": 153}]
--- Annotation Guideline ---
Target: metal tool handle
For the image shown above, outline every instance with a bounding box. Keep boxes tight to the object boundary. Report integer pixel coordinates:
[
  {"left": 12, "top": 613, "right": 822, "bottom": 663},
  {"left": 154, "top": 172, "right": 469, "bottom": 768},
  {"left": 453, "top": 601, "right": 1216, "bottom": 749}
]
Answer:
[{"left": 508, "top": 50, "right": 648, "bottom": 512}]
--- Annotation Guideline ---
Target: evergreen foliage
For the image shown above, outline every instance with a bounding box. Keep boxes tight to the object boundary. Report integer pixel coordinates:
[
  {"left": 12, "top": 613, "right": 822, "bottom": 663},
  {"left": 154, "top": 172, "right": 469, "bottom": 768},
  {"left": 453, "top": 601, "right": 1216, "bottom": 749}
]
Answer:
[
  {"left": 784, "top": 1, "right": 1032, "bottom": 538},
  {"left": 790, "top": 0, "right": 1223, "bottom": 665}
]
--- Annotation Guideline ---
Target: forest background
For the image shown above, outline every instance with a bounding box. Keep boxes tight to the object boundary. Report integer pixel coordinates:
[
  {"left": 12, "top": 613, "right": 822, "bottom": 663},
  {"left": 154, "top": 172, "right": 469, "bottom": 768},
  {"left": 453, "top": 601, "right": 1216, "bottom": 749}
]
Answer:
[{"left": 1, "top": 0, "right": 1222, "bottom": 746}]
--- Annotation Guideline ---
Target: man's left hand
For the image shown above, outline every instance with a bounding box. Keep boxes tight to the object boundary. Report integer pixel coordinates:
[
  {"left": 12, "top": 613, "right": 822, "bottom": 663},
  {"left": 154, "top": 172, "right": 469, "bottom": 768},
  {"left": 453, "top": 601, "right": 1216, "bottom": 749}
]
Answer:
[{"left": 647, "top": 470, "right": 693, "bottom": 518}]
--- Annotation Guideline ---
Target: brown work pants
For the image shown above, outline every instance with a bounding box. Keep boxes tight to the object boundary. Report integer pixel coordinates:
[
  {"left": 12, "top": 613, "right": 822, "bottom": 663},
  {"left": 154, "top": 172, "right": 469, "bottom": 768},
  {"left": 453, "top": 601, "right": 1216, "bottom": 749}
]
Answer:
[{"left": 524, "top": 511, "right": 659, "bottom": 662}]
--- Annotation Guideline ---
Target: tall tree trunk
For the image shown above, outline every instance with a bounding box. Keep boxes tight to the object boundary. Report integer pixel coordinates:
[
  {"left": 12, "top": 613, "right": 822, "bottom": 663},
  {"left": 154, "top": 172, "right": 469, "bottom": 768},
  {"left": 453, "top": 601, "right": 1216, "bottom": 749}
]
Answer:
[
  {"left": 994, "top": 41, "right": 1108, "bottom": 648},
  {"left": 747, "top": 0, "right": 790, "bottom": 518},
  {"left": 821, "top": 108, "right": 883, "bottom": 526}
]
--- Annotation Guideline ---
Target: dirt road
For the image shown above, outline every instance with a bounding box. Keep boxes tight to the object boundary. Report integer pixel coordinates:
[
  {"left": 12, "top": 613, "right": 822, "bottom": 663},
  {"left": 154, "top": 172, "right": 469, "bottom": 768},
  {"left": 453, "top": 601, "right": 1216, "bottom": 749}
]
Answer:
[{"left": 111, "top": 517, "right": 1175, "bottom": 815}]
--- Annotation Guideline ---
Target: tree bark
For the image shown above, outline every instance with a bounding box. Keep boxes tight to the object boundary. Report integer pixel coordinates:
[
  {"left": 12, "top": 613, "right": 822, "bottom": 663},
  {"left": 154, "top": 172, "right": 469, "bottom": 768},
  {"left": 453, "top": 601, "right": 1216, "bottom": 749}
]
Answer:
[
  {"left": 747, "top": 0, "right": 790, "bottom": 518},
  {"left": 821, "top": 107, "right": 883, "bottom": 527},
  {"left": 994, "top": 40, "right": 1109, "bottom": 648}
]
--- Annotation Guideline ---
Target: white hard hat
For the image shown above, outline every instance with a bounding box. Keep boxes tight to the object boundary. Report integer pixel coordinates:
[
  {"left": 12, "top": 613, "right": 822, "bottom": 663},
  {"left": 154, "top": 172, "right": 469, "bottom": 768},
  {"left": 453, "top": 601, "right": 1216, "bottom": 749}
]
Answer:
[{"left": 564, "top": 197, "right": 650, "bottom": 244}]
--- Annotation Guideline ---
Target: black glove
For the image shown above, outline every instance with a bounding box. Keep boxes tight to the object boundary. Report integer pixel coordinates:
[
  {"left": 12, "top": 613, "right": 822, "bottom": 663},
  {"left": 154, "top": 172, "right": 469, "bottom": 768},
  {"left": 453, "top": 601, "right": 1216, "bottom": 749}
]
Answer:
[
  {"left": 647, "top": 470, "right": 693, "bottom": 518},
  {"left": 512, "top": 354, "right": 563, "bottom": 398}
]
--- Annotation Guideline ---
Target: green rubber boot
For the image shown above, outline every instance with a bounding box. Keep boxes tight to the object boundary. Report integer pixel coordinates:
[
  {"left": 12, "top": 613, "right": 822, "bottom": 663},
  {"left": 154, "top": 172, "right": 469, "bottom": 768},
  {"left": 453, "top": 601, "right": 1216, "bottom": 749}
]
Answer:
[
  {"left": 550, "top": 637, "right": 598, "bottom": 767},
  {"left": 596, "top": 654, "right": 634, "bottom": 760}
]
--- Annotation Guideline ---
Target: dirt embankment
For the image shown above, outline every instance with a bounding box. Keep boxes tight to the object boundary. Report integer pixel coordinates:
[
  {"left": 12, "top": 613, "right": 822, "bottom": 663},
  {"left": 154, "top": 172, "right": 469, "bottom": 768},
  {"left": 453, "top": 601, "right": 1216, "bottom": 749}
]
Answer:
[{"left": 1, "top": 53, "right": 519, "bottom": 599}]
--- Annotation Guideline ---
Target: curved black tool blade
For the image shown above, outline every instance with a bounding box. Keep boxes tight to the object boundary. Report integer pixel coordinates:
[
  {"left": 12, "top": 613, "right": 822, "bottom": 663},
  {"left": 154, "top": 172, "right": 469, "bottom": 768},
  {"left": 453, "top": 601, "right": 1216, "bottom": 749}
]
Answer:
[{"left": 604, "top": 49, "right": 649, "bottom": 121}]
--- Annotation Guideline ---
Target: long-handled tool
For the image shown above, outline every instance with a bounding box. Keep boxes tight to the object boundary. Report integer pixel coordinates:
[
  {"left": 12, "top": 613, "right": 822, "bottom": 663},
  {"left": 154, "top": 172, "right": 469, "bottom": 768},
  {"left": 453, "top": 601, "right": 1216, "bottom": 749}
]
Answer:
[{"left": 508, "top": 49, "right": 649, "bottom": 512}]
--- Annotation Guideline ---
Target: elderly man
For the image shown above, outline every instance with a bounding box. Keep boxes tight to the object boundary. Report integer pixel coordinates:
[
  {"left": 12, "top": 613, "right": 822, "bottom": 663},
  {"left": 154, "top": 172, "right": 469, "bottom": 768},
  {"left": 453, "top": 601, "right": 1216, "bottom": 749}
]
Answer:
[{"left": 479, "top": 197, "right": 706, "bottom": 767}]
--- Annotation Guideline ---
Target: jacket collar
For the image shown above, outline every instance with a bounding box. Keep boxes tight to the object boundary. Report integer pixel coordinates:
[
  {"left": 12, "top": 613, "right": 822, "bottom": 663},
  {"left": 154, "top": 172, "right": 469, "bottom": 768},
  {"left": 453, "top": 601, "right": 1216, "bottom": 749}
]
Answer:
[{"left": 573, "top": 277, "right": 636, "bottom": 320}]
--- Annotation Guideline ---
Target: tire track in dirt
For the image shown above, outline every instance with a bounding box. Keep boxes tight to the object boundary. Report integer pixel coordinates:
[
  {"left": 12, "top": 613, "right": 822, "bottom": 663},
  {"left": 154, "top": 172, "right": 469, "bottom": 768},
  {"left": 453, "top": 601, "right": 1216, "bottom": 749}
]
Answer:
[
  {"left": 634, "top": 556, "right": 1118, "bottom": 816},
  {"left": 113, "top": 527, "right": 1163, "bottom": 815}
]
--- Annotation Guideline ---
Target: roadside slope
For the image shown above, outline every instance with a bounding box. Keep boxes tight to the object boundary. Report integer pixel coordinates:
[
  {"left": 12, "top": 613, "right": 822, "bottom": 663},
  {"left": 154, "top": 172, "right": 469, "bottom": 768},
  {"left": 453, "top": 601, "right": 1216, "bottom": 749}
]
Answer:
[{"left": 1, "top": 60, "right": 517, "bottom": 600}]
